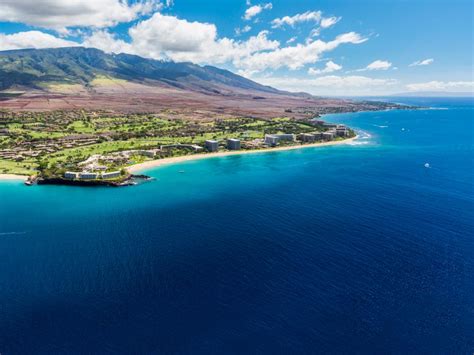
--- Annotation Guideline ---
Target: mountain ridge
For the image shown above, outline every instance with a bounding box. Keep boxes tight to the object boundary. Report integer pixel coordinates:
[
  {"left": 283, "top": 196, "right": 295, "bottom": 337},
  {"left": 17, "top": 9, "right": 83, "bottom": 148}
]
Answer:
[
  {"left": 0, "top": 47, "right": 399, "bottom": 119},
  {"left": 0, "top": 47, "right": 298, "bottom": 97}
]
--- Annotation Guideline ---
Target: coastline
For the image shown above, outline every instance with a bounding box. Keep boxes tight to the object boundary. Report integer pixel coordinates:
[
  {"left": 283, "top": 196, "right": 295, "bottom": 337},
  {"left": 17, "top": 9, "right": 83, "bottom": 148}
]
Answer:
[
  {"left": 128, "top": 135, "right": 358, "bottom": 174},
  {"left": 0, "top": 174, "right": 28, "bottom": 181}
]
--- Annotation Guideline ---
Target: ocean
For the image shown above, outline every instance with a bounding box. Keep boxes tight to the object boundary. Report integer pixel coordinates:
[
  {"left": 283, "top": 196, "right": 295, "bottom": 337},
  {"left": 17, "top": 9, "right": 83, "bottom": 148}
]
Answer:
[{"left": 0, "top": 97, "right": 473, "bottom": 354}]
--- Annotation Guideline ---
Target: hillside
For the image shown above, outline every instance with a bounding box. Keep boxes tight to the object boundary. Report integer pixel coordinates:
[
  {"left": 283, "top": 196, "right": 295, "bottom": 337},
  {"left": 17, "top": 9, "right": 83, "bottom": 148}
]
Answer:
[
  {"left": 0, "top": 47, "right": 398, "bottom": 118},
  {"left": 0, "top": 47, "right": 282, "bottom": 95}
]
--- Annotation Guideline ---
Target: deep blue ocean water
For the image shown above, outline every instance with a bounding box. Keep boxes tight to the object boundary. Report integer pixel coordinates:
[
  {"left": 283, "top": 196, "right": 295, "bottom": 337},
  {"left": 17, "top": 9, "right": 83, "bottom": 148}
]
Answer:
[{"left": 0, "top": 97, "right": 473, "bottom": 354}]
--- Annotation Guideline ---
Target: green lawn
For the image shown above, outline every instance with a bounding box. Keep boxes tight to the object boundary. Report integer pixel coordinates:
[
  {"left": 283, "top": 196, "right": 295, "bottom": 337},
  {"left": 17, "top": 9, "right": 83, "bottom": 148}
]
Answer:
[{"left": 0, "top": 159, "right": 37, "bottom": 175}]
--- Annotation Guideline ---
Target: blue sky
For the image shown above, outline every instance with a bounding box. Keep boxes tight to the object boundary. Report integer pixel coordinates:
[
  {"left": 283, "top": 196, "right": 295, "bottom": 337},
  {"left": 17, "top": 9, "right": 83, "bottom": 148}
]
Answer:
[{"left": 0, "top": 0, "right": 472, "bottom": 95}]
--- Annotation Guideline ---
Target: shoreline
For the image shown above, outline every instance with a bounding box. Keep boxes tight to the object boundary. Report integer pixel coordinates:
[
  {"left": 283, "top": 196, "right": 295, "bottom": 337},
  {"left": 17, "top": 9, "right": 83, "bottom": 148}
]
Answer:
[
  {"left": 0, "top": 174, "right": 28, "bottom": 181},
  {"left": 128, "top": 136, "right": 358, "bottom": 174}
]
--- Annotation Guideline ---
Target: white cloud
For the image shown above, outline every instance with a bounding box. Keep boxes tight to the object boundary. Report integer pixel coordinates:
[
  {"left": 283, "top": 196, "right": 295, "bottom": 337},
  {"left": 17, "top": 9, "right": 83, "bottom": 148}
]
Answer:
[
  {"left": 309, "top": 16, "right": 341, "bottom": 37},
  {"left": 0, "top": 0, "right": 159, "bottom": 32},
  {"left": 0, "top": 31, "right": 78, "bottom": 50},
  {"left": 286, "top": 36, "right": 297, "bottom": 44},
  {"left": 243, "top": 3, "right": 272, "bottom": 21},
  {"left": 409, "top": 58, "right": 434, "bottom": 67},
  {"left": 271, "top": 11, "right": 322, "bottom": 28},
  {"left": 124, "top": 14, "right": 279, "bottom": 64},
  {"left": 255, "top": 75, "right": 398, "bottom": 95},
  {"left": 83, "top": 14, "right": 365, "bottom": 74},
  {"left": 82, "top": 30, "right": 133, "bottom": 54},
  {"left": 308, "top": 60, "right": 342, "bottom": 75},
  {"left": 235, "top": 25, "right": 252, "bottom": 36},
  {"left": 320, "top": 16, "right": 341, "bottom": 28},
  {"left": 235, "top": 32, "right": 367, "bottom": 72},
  {"left": 356, "top": 59, "right": 392, "bottom": 71},
  {"left": 406, "top": 80, "right": 473, "bottom": 92}
]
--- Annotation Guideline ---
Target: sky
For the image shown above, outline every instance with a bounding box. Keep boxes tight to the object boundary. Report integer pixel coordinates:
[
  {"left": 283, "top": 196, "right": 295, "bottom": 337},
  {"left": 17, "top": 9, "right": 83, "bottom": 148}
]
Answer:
[{"left": 0, "top": 0, "right": 473, "bottom": 96}]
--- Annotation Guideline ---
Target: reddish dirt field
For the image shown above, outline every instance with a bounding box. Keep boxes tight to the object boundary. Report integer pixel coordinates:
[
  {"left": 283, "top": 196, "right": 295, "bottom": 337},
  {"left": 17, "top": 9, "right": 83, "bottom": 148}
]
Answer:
[{"left": 0, "top": 82, "right": 371, "bottom": 120}]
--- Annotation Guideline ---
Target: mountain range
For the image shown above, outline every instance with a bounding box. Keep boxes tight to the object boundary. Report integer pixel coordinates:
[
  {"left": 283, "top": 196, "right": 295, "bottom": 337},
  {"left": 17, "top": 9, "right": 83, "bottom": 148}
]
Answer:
[
  {"left": 0, "top": 47, "right": 390, "bottom": 118},
  {"left": 0, "top": 47, "right": 288, "bottom": 96}
]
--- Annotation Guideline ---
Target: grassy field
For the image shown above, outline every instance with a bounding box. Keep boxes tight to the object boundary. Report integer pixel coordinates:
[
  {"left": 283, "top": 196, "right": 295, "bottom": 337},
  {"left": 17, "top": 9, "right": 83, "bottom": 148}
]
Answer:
[
  {"left": 0, "top": 110, "right": 344, "bottom": 177},
  {"left": 0, "top": 159, "right": 38, "bottom": 175}
]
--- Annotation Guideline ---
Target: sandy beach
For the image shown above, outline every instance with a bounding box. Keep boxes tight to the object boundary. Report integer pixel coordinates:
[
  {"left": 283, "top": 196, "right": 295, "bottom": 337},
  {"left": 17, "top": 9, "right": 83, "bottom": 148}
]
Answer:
[
  {"left": 0, "top": 174, "right": 28, "bottom": 181},
  {"left": 128, "top": 136, "right": 358, "bottom": 174}
]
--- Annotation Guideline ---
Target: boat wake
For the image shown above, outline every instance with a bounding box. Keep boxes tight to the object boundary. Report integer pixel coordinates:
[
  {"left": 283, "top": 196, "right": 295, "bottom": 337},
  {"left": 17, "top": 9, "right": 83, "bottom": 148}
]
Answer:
[{"left": 0, "top": 231, "right": 27, "bottom": 236}]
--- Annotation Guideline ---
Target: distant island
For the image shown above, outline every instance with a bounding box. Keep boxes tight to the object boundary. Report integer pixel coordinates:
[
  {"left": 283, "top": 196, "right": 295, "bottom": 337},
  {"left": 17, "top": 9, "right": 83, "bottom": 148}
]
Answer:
[{"left": 0, "top": 47, "right": 411, "bottom": 186}]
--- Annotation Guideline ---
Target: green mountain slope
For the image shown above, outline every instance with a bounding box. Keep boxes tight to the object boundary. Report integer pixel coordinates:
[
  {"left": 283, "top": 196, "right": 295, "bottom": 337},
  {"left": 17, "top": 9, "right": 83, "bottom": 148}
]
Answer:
[{"left": 0, "top": 47, "right": 283, "bottom": 95}]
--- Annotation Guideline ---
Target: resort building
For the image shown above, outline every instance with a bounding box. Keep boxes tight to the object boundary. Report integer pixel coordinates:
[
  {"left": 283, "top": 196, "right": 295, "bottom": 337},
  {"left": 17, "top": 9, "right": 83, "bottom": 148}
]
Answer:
[
  {"left": 336, "top": 125, "right": 349, "bottom": 137},
  {"left": 64, "top": 171, "right": 79, "bottom": 179},
  {"left": 161, "top": 144, "right": 203, "bottom": 152},
  {"left": 227, "top": 138, "right": 241, "bottom": 150},
  {"left": 137, "top": 150, "right": 156, "bottom": 158},
  {"left": 205, "top": 140, "right": 219, "bottom": 152},
  {"left": 265, "top": 135, "right": 279, "bottom": 147},
  {"left": 102, "top": 171, "right": 121, "bottom": 179},
  {"left": 273, "top": 134, "right": 295, "bottom": 141},
  {"left": 79, "top": 172, "right": 99, "bottom": 180},
  {"left": 298, "top": 133, "right": 317, "bottom": 142},
  {"left": 322, "top": 132, "right": 335, "bottom": 141}
]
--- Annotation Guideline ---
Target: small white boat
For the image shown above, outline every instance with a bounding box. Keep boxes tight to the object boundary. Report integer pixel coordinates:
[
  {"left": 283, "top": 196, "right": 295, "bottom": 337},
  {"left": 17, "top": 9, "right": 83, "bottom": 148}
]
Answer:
[{"left": 424, "top": 163, "right": 430, "bottom": 168}]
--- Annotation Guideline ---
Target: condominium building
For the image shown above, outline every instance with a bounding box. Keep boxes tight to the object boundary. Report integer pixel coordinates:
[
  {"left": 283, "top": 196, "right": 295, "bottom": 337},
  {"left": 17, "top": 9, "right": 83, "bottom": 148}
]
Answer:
[
  {"left": 205, "top": 140, "right": 219, "bottom": 152},
  {"left": 227, "top": 138, "right": 241, "bottom": 150},
  {"left": 64, "top": 171, "right": 79, "bottom": 179},
  {"left": 102, "top": 171, "right": 121, "bottom": 179}
]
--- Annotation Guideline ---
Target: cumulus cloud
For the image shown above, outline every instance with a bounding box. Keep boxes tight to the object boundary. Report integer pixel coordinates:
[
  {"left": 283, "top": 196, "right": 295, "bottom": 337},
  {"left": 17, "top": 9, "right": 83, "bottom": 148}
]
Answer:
[
  {"left": 356, "top": 59, "right": 392, "bottom": 71},
  {"left": 271, "top": 11, "right": 322, "bottom": 28},
  {"left": 123, "top": 14, "right": 279, "bottom": 64},
  {"left": 235, "top": 32, "right": 367, "bottom": 72},
  {"left": 0, "top": 0, "right": 159, "bottom": 32},
  {"left": 255, "top": 75, "right": 398, "bottom": 95},
  {"left": 0, "top": 31, "right": 78, "bottom": 50},
  {"left": 406, "top": 80, "right": 473, "bottom": 92},
  {"left": 409, "top": 58, "right": 434, "bottom": 66},
  {"left": 243, "top": 3, "right": 272, "bottom": 20},
  {"left": 81, "top": 14, "right": 366, "bottom": 74},
  {"left": 82, "top": 30, "right": 133, "bottom": 54},
  {"left": 308, "top": 60, "right": 342, "bottom": 75}
]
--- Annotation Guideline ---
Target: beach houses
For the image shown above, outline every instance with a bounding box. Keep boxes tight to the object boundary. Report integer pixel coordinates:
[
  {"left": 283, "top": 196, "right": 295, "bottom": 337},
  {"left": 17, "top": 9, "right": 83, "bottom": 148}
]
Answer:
[
  {"left": 205, "top": 140, "right": 219, "bottom": 152},
  {"left": 227, "top": 138, "right": 241, "bottom": 150}
]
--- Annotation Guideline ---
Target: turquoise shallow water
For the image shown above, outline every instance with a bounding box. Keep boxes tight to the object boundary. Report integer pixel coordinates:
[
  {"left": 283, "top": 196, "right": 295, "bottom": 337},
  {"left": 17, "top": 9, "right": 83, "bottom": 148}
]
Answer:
[{"left": 0, "top": 97, "right": 473, "bottom": 353}]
